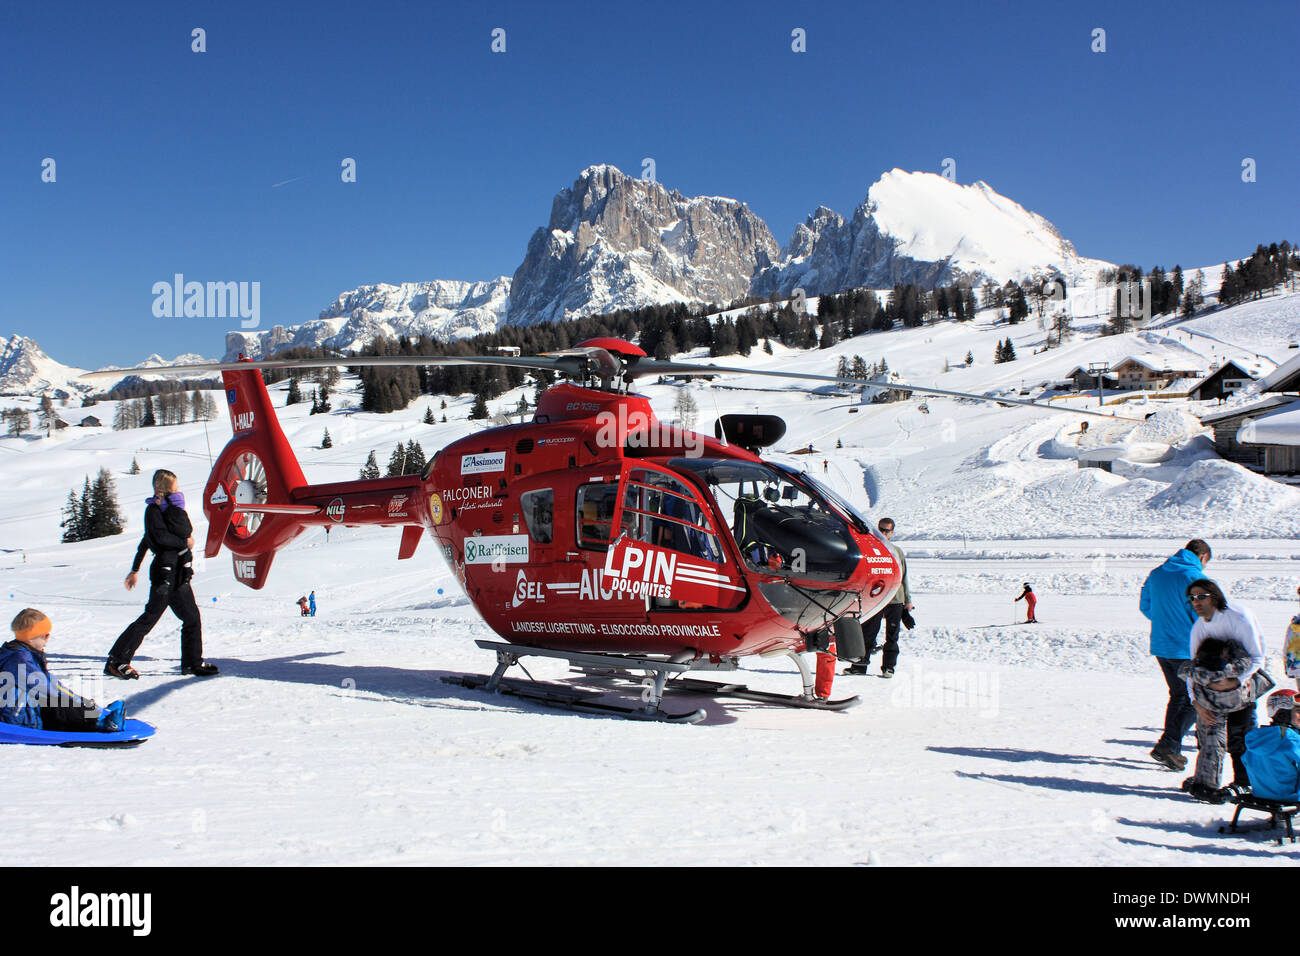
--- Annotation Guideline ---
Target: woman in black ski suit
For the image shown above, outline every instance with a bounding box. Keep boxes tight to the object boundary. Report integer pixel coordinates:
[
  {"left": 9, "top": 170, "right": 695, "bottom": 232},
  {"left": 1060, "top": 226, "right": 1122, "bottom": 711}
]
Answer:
[{"left": 105, "top": 469, "right": 218, "bottom": 678}]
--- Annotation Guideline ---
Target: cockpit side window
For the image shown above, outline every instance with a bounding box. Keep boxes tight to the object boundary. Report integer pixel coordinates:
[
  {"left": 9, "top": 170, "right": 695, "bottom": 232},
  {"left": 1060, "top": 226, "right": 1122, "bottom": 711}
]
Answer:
[
  {"left": 575, "top": 482, "right": 619, "bottom": 552},
  {"left": 622, "top": 469, "right": 723, "bottom": 564},
  {"left": 520, "top": 488, "right": 553, "bottom": 543}
]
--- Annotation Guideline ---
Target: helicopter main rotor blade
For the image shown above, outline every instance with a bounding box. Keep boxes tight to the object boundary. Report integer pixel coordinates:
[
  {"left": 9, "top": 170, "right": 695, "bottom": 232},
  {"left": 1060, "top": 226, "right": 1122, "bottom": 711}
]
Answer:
[
  {"left": 79, "top": 351, "right": 600, "bottom": 380},
  {"left": 632, "top": 358, "right": 1140, "bottom": 421}
]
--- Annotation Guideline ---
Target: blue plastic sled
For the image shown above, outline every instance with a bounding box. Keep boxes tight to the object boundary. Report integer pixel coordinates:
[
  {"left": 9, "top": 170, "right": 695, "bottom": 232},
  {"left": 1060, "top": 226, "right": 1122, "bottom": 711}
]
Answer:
[{"left": 0, "top": 718, "right": 156, "bottom": 748}]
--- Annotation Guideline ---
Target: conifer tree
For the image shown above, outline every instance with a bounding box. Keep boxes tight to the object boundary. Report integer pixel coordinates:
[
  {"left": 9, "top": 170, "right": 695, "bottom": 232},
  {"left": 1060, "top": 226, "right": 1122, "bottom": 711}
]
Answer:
[
  {"left": 386, "top": 444, "right": 407, "bottom": 477},
  {"left": 128, "top": 457, "right": 140, "bottom": 474},
  {"left": 359, "top": 450, "right": 380, "bottom": 480},
  {"left": 88, "top": 468, "right": 124, "bottom": 538},
  {"left": 60, "top": 489, "right": 84, "bottom": 543},
  {"left": 469, "top": 392, "right": 489, "bottom": 420},
  {"left": 141, "top": 396, "right": 156, "bottom": 427},
  {"left": 403, "top": 440, "right": 427, "bottom": 476},
  {"left": 321, "top": 428, "right": 332, "bottom": 448},
  {"left": 423, "top": 405, "right": 435, "bottom": 425},
  {"left": 287, "top": 377, "right": 302, "bottom": 405}
]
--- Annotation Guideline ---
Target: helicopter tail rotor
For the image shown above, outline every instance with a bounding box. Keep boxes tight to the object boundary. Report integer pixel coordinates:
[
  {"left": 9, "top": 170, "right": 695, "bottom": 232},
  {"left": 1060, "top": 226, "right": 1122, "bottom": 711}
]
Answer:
[{"left": 202, "top": 362, "right": 311, "bottom": 588}]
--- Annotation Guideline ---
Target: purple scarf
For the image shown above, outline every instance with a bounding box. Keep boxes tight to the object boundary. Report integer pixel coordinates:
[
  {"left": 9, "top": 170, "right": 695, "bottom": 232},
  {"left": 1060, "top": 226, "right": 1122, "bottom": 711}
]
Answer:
[{"left": 148, "top": 492, "right": 186, "bottom": 512}]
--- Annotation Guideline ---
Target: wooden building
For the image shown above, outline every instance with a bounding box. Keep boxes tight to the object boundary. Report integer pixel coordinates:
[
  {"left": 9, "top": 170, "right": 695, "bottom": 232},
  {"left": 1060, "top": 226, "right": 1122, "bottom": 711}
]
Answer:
[{"left": 1187, "top": 360, "right": 1257, "bottom": 403}]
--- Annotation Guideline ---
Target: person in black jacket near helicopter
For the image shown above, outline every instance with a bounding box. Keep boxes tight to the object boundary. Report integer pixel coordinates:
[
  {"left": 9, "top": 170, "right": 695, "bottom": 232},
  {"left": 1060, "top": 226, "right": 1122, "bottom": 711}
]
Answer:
[{"left": 105, "top": 470, "right": 218, "bottom": 679}]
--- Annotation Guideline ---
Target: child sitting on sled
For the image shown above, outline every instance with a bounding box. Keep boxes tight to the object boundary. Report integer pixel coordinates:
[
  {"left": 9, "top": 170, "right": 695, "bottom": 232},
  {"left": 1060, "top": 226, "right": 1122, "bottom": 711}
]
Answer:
[
  {"left": 1243, "top": 690, "right": 1300, "bottom": 802},
  {"left": 1177, "top": 637, "right": 1273, "bottom": 803},
  {"left": 1, "top": 609, "right": 125, "bottom": 733}
]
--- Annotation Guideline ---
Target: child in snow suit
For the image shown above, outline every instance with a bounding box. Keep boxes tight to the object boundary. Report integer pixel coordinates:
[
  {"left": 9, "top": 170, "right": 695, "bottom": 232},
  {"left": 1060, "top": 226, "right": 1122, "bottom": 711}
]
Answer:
[
  {"left": 1, "top": 609, "right": 125, "bottom": 732},
  {"left": 298, "top": 596, "right": 310, "bottom": 616},
  {"left": 1015, "top": 583, "right": 1037, "bottom": 623},
  {"left": 1285, "top": 585, "right": 1299, "bottom": 691},
  {"left": 1242, "top": 690, "right": 1300, "bottom": 802},
  {"left": 1178, "top": 637, "right": 1273, "bottom": 803}
]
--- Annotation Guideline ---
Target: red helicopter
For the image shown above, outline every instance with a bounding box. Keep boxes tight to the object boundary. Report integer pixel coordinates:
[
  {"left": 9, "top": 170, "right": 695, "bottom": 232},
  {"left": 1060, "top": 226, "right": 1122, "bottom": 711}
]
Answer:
[{"left": 96, "top": 337, "right": 1126, "bottom": 722}]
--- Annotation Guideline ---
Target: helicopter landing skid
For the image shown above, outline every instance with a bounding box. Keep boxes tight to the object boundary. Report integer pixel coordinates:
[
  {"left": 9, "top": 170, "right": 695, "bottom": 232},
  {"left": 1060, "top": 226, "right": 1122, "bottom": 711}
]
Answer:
[
  {"left": 668, "top": 677, "right": 860, "bottom": 711},
  {"left": 441, "top": 641, "right": 706, "bottom": 724}
]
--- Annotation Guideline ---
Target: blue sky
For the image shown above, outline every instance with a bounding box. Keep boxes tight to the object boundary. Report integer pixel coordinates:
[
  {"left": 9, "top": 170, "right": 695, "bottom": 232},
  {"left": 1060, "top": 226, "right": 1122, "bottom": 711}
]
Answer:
[{"left": 2, "top": 0, "right": 1296, "bottom": 367}]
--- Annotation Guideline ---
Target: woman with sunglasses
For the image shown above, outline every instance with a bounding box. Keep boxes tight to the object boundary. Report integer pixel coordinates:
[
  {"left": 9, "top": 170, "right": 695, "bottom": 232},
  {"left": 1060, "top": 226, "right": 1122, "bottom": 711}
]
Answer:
[{"left": 1183, "top": 578, "right": 1268, "bottom": 797}]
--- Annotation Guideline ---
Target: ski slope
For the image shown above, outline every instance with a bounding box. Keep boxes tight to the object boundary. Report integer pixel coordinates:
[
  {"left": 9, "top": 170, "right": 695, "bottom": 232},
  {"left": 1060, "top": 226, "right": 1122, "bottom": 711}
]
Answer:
[{"left": 2, "top": 290, "right": 1299, "bottom": 866}]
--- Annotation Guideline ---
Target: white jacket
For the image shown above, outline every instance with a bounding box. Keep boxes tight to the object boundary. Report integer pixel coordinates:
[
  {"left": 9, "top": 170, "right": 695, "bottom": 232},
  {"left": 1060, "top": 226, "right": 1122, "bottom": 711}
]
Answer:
[{"left": 1187, "top": 600, "right": 1268, "bottom": 699}]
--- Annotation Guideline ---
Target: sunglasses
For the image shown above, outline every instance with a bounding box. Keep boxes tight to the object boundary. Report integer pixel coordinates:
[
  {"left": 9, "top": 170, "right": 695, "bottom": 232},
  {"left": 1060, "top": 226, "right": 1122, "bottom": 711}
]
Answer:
[{"left": 1188, "top": 593, "right": 1213, "bottom": 603}]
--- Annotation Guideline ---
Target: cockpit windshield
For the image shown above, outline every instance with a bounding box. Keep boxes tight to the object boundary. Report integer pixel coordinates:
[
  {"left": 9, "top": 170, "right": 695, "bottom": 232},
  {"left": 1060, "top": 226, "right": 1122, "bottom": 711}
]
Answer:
[
  {"left": 771, "top": 462, "right": 876, "bottom": 535},
  {"left": 670, "top": 458, "right": 859, "bottom": 582}
]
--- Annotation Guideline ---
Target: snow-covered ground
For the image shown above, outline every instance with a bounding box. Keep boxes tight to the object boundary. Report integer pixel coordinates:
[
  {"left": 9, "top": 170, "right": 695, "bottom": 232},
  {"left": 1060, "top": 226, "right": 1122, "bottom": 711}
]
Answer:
[{"left": 2, "top": 289, "right": 1298, "bottom": 866}]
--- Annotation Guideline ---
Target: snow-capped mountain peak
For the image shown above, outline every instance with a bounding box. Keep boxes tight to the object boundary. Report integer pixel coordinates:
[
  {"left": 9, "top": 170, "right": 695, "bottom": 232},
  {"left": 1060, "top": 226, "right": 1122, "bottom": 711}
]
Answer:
[
  {"left": 0, "top": 335, "right": 91, "bottom": 398},
  {"left": 756, "top": 169, "right": 1113, "bottom": 298}
]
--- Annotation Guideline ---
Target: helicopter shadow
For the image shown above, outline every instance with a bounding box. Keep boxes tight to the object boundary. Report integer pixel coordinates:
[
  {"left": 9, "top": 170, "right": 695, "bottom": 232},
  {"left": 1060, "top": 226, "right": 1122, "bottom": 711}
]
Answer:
[
  {"left": 1114, "top": 834, "right": 1299, "bottom": 860},
  {"left": 953, "top": 770, "right": 1188, "bottom": 802},
  {"left": 1113, "top": 815, "right": 1300, "bottom": 858},
  {"left": 215, "top": 652, "right": 739, "bottom": 725},
  {"left": 931, "top": 745, "right": 1153, "bottom": 772}
]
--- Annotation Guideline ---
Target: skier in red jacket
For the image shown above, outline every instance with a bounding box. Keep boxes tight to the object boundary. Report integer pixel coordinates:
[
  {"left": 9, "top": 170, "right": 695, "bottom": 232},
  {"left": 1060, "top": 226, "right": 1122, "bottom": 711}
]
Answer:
[{"left": 1016, "top": 583, "right": 1037, "bottom": 623}]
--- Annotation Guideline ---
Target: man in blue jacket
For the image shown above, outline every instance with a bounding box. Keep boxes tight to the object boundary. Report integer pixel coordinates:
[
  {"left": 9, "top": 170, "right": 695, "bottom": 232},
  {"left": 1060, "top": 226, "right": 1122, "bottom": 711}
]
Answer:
[{"left": 1140, "top": 539, "right": 1212, "bottom": 771}]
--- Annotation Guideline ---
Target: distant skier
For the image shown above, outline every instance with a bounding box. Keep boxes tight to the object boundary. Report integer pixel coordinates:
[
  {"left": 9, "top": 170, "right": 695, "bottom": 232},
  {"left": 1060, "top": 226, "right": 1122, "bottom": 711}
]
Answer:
[
  {"left": 1015, "top": 583, "right": 1037, "bottom": 623},
  {"left": 822, "top": 460, "right": 828, "bottom": 474},
  {"left": 1080, "top": 421, "right": 1089, "bottom": 435},
  {"left": 309, "top": 591, "right": 317, "bottom": 617}
]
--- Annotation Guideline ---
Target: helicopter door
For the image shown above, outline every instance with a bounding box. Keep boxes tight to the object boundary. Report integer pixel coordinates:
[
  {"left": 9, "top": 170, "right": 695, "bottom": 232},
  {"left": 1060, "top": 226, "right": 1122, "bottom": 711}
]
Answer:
[{"left": 603, "top": 463, "right": 745, "bottom": 610}]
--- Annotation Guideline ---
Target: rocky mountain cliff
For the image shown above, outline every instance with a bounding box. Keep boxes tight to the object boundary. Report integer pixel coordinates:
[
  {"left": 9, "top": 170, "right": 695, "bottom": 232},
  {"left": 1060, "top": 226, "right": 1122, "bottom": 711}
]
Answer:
[
  {"left": 215, "top": 165, "right": 1111, "bottom": 360},
  {"left": 505, "top": 165, "right": 780, "bottom": 325}
]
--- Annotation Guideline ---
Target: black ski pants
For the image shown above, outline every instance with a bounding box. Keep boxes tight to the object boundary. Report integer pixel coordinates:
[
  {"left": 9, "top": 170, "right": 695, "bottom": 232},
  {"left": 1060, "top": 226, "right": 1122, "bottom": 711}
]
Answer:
[
  {"left": 109, "top": 579, "right": 204, "bottom": 669},
  {"left": 863, "top": 603, "right": 905, "bottom": 670},
  {"left": 1155, "top": 656, "right": 1197, "bottom": 755}
]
